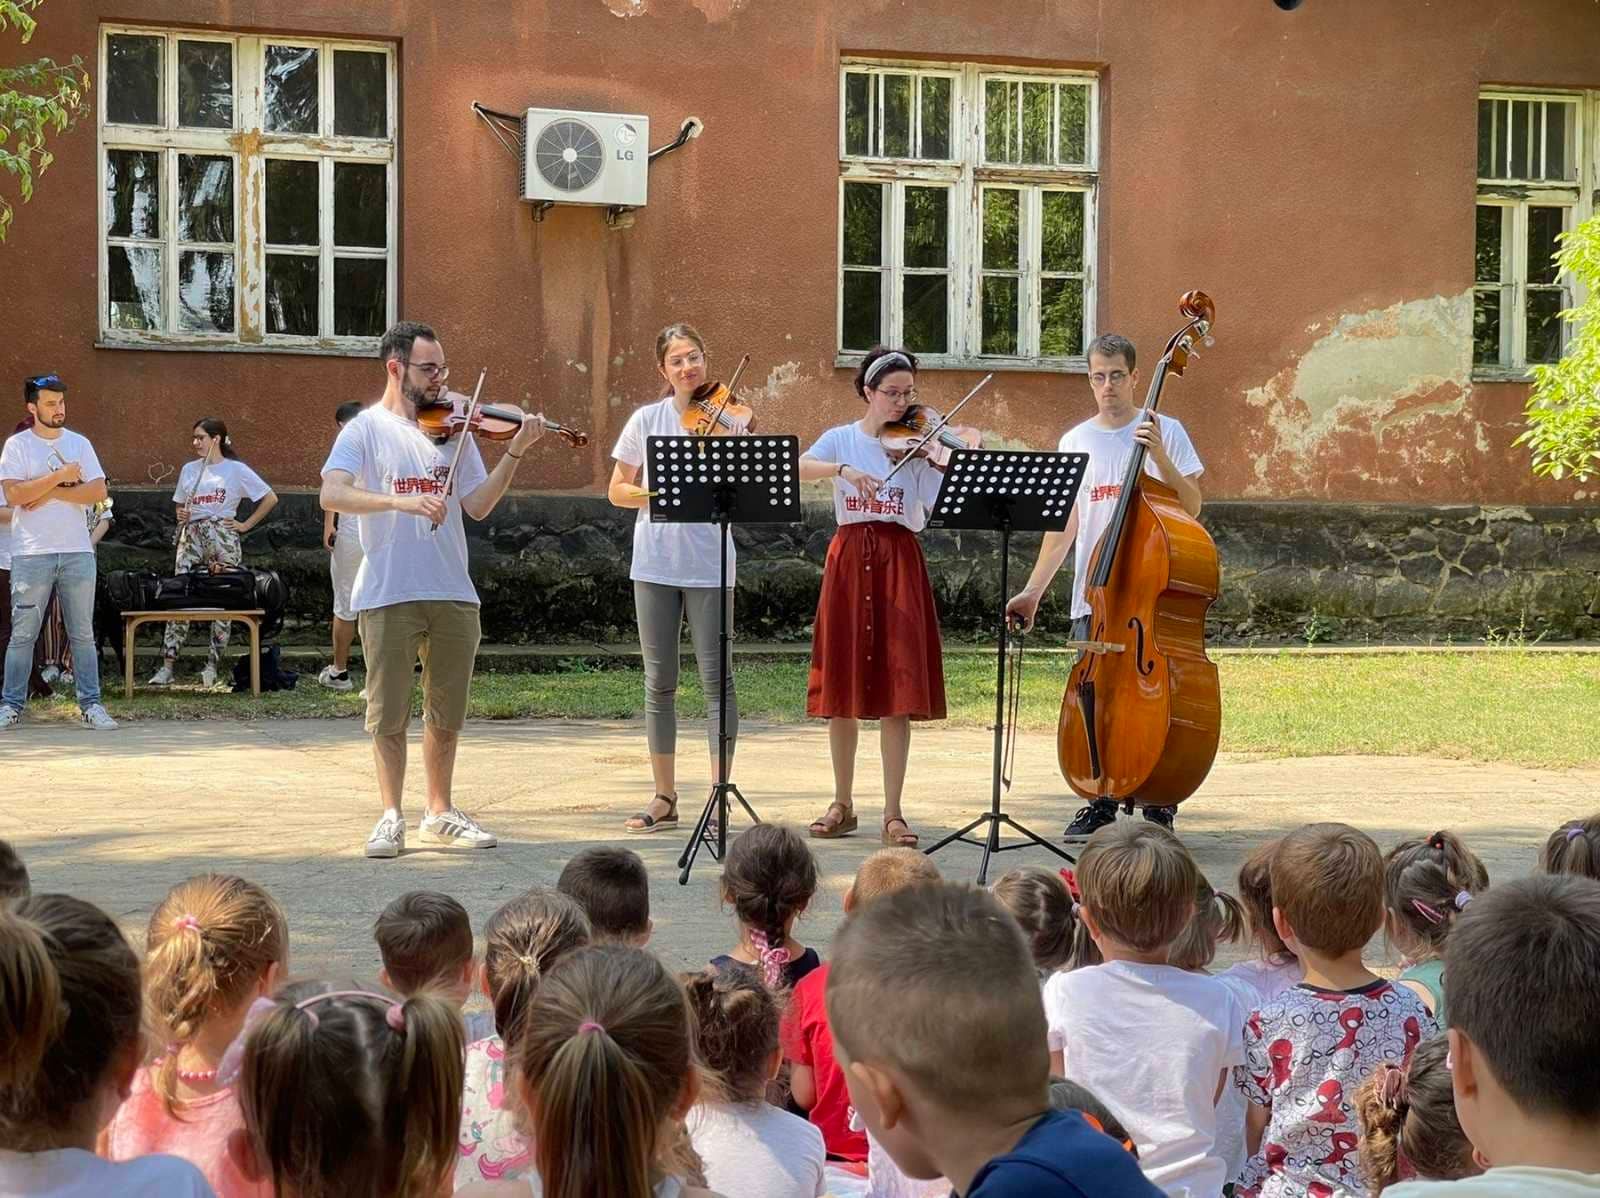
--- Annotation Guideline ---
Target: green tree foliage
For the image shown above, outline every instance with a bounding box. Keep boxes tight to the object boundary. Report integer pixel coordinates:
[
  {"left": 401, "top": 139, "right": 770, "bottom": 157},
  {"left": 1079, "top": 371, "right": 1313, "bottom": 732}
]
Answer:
[
  {"left": 1516, "top": 213, "right": 1600, "bottom": 481},
  {"left": 0, "top": 0, "right": 90, "bottom": 242}
]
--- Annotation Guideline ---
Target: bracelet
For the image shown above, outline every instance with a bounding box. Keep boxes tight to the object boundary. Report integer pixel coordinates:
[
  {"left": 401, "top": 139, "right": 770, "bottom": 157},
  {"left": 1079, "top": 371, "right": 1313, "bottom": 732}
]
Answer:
[
  {"left": 836, "top": 463, "right": 846, "bottom": 477},
  {"left": 508, "top": 450, "right": 525, "bottom": 461}
]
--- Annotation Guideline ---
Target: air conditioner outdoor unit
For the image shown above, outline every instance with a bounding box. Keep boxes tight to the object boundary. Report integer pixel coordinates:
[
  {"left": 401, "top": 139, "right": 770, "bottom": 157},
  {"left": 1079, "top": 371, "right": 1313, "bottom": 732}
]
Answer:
[{"left": 521, "top": 108, "right": 649, "bottom": 208}]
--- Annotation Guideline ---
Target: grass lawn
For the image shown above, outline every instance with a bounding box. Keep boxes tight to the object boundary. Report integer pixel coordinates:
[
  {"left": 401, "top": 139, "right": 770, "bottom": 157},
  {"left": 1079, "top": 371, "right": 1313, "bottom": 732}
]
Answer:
[{"left": 29, "top": 651, "right": 1600, "bottom": 770}]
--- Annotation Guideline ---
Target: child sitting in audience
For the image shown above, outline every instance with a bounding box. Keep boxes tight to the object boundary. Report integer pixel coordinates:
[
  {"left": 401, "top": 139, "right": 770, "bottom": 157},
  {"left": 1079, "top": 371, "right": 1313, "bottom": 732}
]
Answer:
[
  {"left": 1384, "top": 875, "right": 1600, "bottom": 1197},
  {"left": 0, "top": 894, "right": 214, "bottom": 1195},
  {"left": 374, "top": 889, "right": 495, "bottom": 1041},
  {"left": 715, "top": 824, "right": 820, "bottom": 989},
  {"left": 105, "top": 874, "right": 287, "bottom": 1197},
  {"left": 459, "top": 944, "right": 723, "bottom": 1198},
  {"left": 1354, "top": 1036, "right": 1481, "bottom": 1194},
  {"left": 1045, "top": 823, "right": 1247, "bottom": 1197},
  {"left": 558, "top": 845, "right": 653, "bottom": 945},
  {"left": 1539, "top": 815, "right": 1600, "bottom": 881},
  {"left": 828, "top": 882, "right": 1161, "bottom": 1197},
  {"left": 684, "top": 968, "right": 826, "bottom": 1198},
  {"left": 0, "top": 837, "right": 28, "bottom": 898},
  {"left": 232, "top": 981, "right": 464, "bottom": 1198},
  {"left": 991, "top": 866, "right": 1097, "bottom": 981},
  {"left": 457, "top": 887, "right": 592, "bottom": 1192},
  {"left": 1047, "top": 1079, "right": 1139, "bottom": 1159},
  {"left": 1237, "top": 822, "right": 1436, "bottom": 1198},
  {"left": 1219, "top": 838, "right": 1303, "bottom": 1006},
  {"left": 1383, "top": 831, "right": 1489, "bottom": 1026}
]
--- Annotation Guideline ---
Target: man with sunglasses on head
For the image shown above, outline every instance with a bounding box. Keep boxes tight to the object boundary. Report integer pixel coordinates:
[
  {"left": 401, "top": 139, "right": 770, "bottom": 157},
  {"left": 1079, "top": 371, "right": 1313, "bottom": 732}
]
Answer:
[
  {"left": 0, "top": 374, "right": 118, "bottom": 730},
  {"left": 1005, "top": 333, "right": 1204, "bottom": 841},
  {"left": 321, "top": 321, "right": 545, "bottom": 858}
]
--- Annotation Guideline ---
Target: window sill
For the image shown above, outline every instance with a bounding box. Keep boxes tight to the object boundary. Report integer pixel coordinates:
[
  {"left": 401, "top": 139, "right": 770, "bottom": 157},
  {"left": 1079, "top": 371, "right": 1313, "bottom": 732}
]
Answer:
[
  {"left": 96, "top": 336, "right": 381, "bottom": 358},
  {"left": 834, "top": 352, "right": 1087, "bottom": 374},
  {"left": 1470, "top": 366, "right": 1537, "bottom": 384}
]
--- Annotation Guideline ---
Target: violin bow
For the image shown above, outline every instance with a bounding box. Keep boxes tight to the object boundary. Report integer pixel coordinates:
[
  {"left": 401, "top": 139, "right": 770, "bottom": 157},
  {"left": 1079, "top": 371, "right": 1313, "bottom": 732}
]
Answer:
[
  {"left": 431, "top": 368, "right": 487, "bottom": 535},
  {"left": 875, "top": 372, "right": 994, "bottom": 496},
  {"left": 696, "top": 353, "right": 752, "bottom": 450}
]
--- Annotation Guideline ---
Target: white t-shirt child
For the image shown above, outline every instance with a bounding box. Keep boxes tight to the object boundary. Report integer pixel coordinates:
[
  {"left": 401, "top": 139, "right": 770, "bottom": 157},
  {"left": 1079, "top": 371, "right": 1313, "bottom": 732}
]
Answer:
[
  {"left": 0, "top": 429, "right": 107, "bottom": 557},
  {"left": 688, "top": 1101, "right": 827, "bottom": 1198},
  {"left": 612, "top": 398, "right": 735, "bottom": 589},
  {"left": 1388, "top": 1168, "right": 1600, "bottom": 1197},
  {"left": 804, "top": 423, "right": 944, "bottom": 533},
  {"left": 1045, "top": 959, "right": 1247, "bottom": 1198},
  {"left": 1058, "top": 414, "right": 1202, "bottom": 618},
  {"left": 173, "top": 458, "right": 271, "bottom": 522},
  {"left": 321, "top": 405, "right": 488, "bottom": 612},
  {"left": 0, "top": 1146, "right": 215, "bottom": 1196}
]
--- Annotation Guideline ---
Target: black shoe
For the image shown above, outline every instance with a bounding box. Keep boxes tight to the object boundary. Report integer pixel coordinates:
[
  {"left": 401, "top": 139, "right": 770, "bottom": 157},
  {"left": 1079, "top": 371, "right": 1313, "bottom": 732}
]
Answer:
[
  {"left": 1142, "top": 805, "right": 1176, "bottom": 831},
  {"left": 1063, "top": 800, "right": 1118, "bottom": 842}
]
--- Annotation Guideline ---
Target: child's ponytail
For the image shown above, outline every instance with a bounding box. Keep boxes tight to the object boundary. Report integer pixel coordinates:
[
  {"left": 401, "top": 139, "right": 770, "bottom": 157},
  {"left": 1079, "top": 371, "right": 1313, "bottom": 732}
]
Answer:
[
  {"left": 992, "top": 866, "right": 1100, "bottom": 973},
  {"left": 1384, "top": 830, "right": 1490, "bottom": 955},
  {"left": 391, "top": 993, "right": 470, "bottom": 1197},
  {"left": 720, "top": 824, "right": 818, "bottom": 988},
  {"left": 1540, "top": 815, "right": 1600, "bottom": 881},
  {"left": 1168, "top": 874, "right": 1247, "bottom": 971},
  {"left": 482, "top": 886, "right": 591, "bottom": 1043},
  {"left": 1354, "top": 1036, "right": 1477, "bottom": 1193},
  {"left": 0, "top": 905, "right": 63, "bottom": 1094}
]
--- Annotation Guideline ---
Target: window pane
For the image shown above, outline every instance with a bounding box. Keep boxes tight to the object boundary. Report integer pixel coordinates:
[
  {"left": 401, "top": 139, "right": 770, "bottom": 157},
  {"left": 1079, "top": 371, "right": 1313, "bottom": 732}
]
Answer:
[
  {"left": 334, "top": 50, "right": 387, "bottom": 139},
  {"left": 1476, "top": 98, "right": 1495, "bottom": 178},
  {"left": 1545, "top": 102, "right": 1573, "bottom": 181},
  {"left": 1509, "top": 100, "right": 1531, "bottom": 178},
  {"left": 1472, "top": 288, "right": 1503, "bottom": 366},
  {"left": 107, "top": 245, "right": 162, "bottom": 329},
  {"left": 266, "top": 255, "right": 319, "bottom": 336},
  {"left": 1022, "top": 82, "right": 1052, "bottom": 164},
  {"left": 903, "top": 274, "right": 948, "bottom": 354},
  {"left": 882, "top": 74, "right": 911, "bottom": 158},
  {"left": 177, "top": 251, "right": 236, "bottom": 333},
  {"left": 178, "top": 155, "right": 234, "bottom": 244},
  {"left": 841, "top": 271, "right": 882, "bottom": 352},
  {"left": 904, "top": 186, "right": 948, "bottom": 269},
  {"left": 334, "top": 257, "right": 387, "bottom": 336},
  {"left": 1527, "top": 207, "right": 1564, "bottom": 286},
  {"left": 266, "top": 159, "right": 319, "bottom": 246},
  {"left": 106, "top": 149, "right": 160, "bottom": 239},
  {"left": 842, "top": 182, "right": 884, "bottom": 267},
  {"left": 106, "top": 34, "right": 162, "bottom": 125},
  {"left": 1526, "top": 290, "right": 1564, "bottom": 364},
  {"left": 1040, "top": 278, "right": 1084, "bottom": 357},
  {"left": 920, "top": 76, "right": 951, "bottom": 159},
  {"left": 1474, "top": 205, "right": 1504, "bottom": 283},
  {"left": 265, "top": 45, "right": 319, "bottom": 134},
  {"left": 1041, "top": 191, "right": 1084, "bottom": 274},
  {"left": 844, "top": 72, "right": 871, "bottom": 156},
  {"left": 334, "top": 162, "right": 387, "bottom": 248},
  {"left": 178, "top": 40, "right": 233, "bottom": 129},
  {"left": 1059, "top": 84, "right": 1089, "bottom": 165},
  {"left": 985, "top": 80, "right": 1015, "bottom": 162},
  {"left": 983, "top": 189, "right": 1019, "bottom": 270},
  {"left": 981, "top": 276, "right": 1019, "bottom": 355}
]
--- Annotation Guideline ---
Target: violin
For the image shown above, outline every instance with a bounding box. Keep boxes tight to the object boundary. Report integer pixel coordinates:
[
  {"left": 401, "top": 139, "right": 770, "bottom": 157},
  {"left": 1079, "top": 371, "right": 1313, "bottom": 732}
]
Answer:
[
  {"left": 417, "top": 393, "right": 589, "bottom": 448},
  {"left": 681, "top": 354, "right": 755, "bottom": 436},
  {"left": 879, "top": 404, "right": 979, "bottom": 470}
]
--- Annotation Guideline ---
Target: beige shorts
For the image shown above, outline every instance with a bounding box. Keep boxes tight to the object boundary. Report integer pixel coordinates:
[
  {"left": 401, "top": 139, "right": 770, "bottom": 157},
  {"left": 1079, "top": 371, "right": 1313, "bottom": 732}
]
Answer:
[{"left": 358, "top": 600, "right": 481, "bottom": 736}]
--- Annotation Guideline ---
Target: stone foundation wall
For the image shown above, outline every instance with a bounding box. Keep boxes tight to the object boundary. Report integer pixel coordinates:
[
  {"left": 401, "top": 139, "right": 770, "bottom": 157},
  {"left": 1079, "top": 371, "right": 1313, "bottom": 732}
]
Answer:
[{"left": 97, "top": 491, "right": 1600, "bottom": 644}]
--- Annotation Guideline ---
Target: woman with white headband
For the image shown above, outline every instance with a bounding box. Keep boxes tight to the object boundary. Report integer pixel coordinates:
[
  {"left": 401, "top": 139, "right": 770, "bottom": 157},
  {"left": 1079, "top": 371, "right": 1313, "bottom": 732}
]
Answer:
[{"left": 797, "top": 346, "right": 978, "bottom": 847}]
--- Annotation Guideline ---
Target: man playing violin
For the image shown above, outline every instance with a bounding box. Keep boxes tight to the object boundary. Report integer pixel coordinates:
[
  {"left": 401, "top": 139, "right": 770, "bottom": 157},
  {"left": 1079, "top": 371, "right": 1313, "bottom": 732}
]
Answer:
[
  {"left": 321, "top": 320, "right": 544, "bottom": 859},
  {"left": 1005, "top": 333, "right": 1204, "bottom": 841}
]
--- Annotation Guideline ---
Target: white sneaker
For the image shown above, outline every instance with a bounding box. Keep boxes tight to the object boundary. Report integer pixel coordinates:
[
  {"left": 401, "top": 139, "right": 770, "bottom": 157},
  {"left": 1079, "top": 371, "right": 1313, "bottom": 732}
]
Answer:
[
  {"left": 419, "top": 807, "right": 497, "bottom": 849},
  {"left": 200, "top": 663, "right": 218, "bottom": 689},
  {"left": 40, "top": 665, "right": 60, "bottom": 685},
  {"left": 318, "top": 665, "right": 355, "bottom": 692},
  {"left": 365, "top": 813, "right": 405, "bottom": 859},
  {"left": 0, "top": 706, "right": 20, "bottom": 730},
  {"left": 81, "top": 704, "right": 119, "bottom": 731},
  {"left": 148, "top": 663, "right": 175, "bottom": 686}
]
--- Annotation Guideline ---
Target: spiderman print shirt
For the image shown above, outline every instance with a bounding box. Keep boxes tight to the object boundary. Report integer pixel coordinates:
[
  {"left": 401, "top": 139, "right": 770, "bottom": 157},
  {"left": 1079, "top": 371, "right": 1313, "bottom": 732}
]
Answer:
[{"left": 1235, "top": 978, "right": 1436, "bottom": 1198}]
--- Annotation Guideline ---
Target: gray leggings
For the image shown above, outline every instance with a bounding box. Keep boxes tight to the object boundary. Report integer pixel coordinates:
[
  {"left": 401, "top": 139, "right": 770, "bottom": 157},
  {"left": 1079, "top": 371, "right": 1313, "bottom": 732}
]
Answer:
[{"left": 634, "top": 580, "right": 737, "bottom": 758}]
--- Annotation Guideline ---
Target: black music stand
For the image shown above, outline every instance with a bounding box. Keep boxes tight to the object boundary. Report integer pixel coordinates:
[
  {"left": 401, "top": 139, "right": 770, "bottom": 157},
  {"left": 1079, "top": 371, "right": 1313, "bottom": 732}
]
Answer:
[
  {"left": 645, "top": 434, "right": 802, "bottom": 884},
  {"left": 923, "top": 448, "right": 1088, "bottom": 882}
]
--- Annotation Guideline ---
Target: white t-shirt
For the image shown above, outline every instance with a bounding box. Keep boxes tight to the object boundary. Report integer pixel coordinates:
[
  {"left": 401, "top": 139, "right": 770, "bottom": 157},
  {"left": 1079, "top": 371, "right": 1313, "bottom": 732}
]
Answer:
[
  {"left": 804, "top": 422, "right": 944, "bottom": 533},
  {"left": 0, "top": 1146, "right": 216, "bottom": 1196},
  {"left": 688, "top": 1101, "right": 826, "bottom": 1198},
  {"left": 321, "top": 405, "right": 489, "bottom": 611},
  {"left": 1211, "top": 971, "right": 1264, "bottom": 1187},
  {"left": 0, "top": 429, "right": 107, "bottom": 558},
  {"left": 1388, "top": 1169, "right": 1600, "bottom": 1197},
  {"left": 1217, "top": 956, "right": 1304, "bottom": 1008},
  {"left": 173, "top": 457, "right": 271, "bottom": 521},
  {"left": 1044, "top": 960, "right": 1247, "bottom": 1198},
  {"left": 612, "top": 398, "right": 734, "bottom": 588},
  {"left": 1058, "top": 413, "right": 1202, "bottom": 618}
]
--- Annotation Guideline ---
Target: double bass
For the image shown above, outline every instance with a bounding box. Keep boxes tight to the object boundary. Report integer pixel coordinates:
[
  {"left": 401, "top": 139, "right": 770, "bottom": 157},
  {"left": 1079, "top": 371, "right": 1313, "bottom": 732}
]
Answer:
[{"left": 1057, "top": 291, "right": 1221, "bottom": 810}]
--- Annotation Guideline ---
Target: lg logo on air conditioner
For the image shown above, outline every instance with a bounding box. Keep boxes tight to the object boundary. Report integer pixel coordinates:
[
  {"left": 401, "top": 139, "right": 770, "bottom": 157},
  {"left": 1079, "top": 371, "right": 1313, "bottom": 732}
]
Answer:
[{"left": 615, "top": 123, "right": 638, "bottom": 162}]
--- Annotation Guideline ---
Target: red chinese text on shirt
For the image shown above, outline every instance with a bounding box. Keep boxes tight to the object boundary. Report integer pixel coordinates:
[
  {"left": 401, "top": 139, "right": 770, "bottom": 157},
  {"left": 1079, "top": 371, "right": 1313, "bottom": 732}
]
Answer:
[
  {"left": 1088, "top": 482, "right": 1122, "bottom": 503},
  {"left": 843, "top": 488, "right": 905, "bottom": 517}
]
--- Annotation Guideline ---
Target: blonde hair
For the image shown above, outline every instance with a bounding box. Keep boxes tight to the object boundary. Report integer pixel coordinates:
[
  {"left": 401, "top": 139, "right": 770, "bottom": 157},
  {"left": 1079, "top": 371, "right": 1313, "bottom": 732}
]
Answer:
[
  {"left": 482, "top": 887, "right": 591, "bottom": 1042},
  {"left": 516, "top": 946, "right": 695, "bottom": 1198},
  {"left": 847, "top": 847, "right": 941, "bottom": 908},
  {"left": 991, "top": 866, "right": 1096, "bottom": 973},
  {"left": 1354, "top": 1036, "right": 1478, "bottom": 1193},
  {"left": 238, "top": 982, "right": 464, "bottom": 1198},
  {"left": 1167, "top": 873, "right": 1247, "bottom": 971},
  {"left": 1238, "top": 838, "right": 1292, "bottom": 959},
  {"left": 144, "top": 874, "right": 287, "bottom": 1113},
  {"left": 1076, "top": 822, "right": 1198, "bottom": 953}
]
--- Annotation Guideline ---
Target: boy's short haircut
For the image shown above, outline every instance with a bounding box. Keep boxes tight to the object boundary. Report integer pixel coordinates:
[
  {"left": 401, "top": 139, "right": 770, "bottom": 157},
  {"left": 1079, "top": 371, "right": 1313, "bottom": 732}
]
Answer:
[
  {"left": 373, "top": 890, "right": 474, "bottom": 992},
  {"left": 1076, "top": 821, "right": 1198, "bottom": 953},
  {"left": 1447, "top": 874, "right": 1600, "bottom": 1121},
  {"left": 828, "top": 882, "right": 1045, "bottom": 1110},
  {"left": 1270, "top": 822, "right": 1383, "bottom": 954},
  {"left": 0, "top": 838, "right": 29, "bottom": 899},
  {"left": 557, "top": 846, "right": 650, "bottom": 941},
  {"left": 847, "top": 847, "right": 941, "bottom": 907}
]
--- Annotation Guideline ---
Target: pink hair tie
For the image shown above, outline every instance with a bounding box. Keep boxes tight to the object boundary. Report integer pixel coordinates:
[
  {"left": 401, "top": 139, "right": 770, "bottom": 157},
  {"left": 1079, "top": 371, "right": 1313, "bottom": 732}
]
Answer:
[
  {"left": 175, "top": 914, "right": 201, "bottom": 933},
  {"left": 1410, "top": 899, "right": 1445, "bottom": 926},
  {"left": 748, "top": 928, "right": 792, "bottom": 990},
  {"left": 578, "top": 1020, "right": 605, "bottom": 1035},
  {"left": 385, "top": 1003, "right": 406, "bottom": 1032}
]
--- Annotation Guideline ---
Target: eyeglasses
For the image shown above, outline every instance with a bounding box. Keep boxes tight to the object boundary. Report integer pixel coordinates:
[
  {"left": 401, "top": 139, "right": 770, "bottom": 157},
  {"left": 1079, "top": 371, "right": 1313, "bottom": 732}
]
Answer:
[
  {"left": 875, "top": 387, "right": 918, "bottom": 402},
  {"left": 1089, "top": 371, "right": 1129, "bottom": 387},
  {"left": 664, "top": 351, "right": 705, "bottom": 369},
  {"left": 404, "top": 360, "right": 449, "bottom": 381}
]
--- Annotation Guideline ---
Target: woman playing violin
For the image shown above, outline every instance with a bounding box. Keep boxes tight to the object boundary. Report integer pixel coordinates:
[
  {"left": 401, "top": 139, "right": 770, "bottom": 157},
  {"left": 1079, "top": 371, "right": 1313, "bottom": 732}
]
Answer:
[
  {"left": 798, "top": 346, "right": 979, "bottom": 848},
  {"left": 608, "top": 322, "right": 748, "bottom": 835}
]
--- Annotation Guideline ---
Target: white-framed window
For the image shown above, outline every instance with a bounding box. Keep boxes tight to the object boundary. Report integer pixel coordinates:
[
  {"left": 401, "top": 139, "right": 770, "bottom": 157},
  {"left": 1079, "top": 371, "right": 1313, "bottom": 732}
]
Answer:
[
  {"left": 1474, "top": 90, "right": 1586, "bottom": 373},
  {"left": 838, "top": 61, "right": 1098, "bottom": 371},
  {"left": 98, "top": 27, "right": 397, "bottom": 353}
]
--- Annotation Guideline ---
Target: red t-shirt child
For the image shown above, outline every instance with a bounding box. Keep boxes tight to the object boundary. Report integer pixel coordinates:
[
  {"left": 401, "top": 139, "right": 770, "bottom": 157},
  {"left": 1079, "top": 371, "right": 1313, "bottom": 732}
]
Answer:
[{"left": 782, "top": 962, "right": 867, "bottom": 1162}]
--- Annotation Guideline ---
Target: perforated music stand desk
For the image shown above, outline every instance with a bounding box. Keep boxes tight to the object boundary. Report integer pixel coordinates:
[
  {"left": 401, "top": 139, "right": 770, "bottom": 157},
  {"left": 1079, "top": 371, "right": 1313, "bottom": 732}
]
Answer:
[
  {"left": 645, "top": 434, "right": 802, "bottom": 884},
  {"left": 923, "top": 448, "right": 1088, "bottom": 882}
]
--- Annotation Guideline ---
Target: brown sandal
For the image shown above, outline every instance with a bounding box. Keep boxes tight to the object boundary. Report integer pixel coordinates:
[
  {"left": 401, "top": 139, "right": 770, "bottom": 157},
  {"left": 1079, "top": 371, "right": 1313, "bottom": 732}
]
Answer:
[
  {"left": 809, "top": 801, "right": 858, "bottom": 839},
  {"left": 882, "top": 816, "right": 919, "bottom": 848},
  {"left": 626, "top": 794, "right": 678, "bottom": 834}
]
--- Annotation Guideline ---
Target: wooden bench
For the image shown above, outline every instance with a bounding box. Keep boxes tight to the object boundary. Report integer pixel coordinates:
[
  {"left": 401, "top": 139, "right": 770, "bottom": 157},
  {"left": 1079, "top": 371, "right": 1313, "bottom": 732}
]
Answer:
[{"left": 123, "top": 609, "right": 265, "bottom": 698}]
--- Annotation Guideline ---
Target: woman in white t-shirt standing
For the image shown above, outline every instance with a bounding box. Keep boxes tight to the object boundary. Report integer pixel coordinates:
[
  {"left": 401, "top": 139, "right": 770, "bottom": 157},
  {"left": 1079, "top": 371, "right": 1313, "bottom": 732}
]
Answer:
[
  {"left": 798, "top": 347, "right": 977, "bottom": 849},
  {"left": 609, "top": 324, "right": 747, "bottom": 834},
  {"left": 149, "top": 418, "right": 278, "bottom": 689}
]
